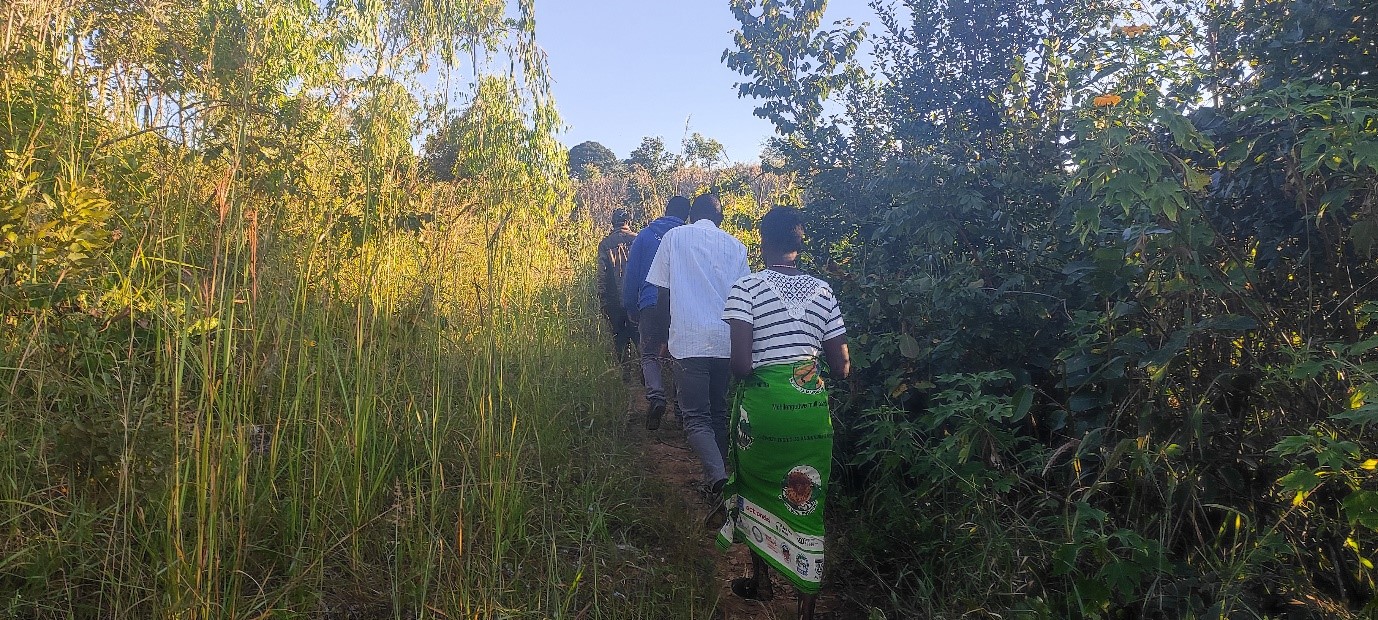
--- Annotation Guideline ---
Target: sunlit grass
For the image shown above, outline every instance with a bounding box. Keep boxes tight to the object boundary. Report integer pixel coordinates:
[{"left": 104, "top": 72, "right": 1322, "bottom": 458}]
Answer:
[{"left": 0, "top": 201, "right": 718, "bottom": 618}]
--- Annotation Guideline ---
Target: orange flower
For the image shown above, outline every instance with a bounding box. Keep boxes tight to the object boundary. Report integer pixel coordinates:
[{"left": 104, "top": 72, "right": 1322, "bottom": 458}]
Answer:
[{"left": 1093, "top": 94, "right": 1123, "bottom": 107}]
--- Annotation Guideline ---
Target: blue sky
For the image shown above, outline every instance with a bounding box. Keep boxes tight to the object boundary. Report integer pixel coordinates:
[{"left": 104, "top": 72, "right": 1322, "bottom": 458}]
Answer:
[{"left": 534, "top": 1, "right": 875, "bottom": 164}]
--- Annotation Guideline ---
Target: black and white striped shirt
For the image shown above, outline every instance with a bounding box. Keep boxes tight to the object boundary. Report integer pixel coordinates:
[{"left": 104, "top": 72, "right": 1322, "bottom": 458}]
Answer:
[{"left": 722, "top": 270, "right": 846, "bottom": 369}]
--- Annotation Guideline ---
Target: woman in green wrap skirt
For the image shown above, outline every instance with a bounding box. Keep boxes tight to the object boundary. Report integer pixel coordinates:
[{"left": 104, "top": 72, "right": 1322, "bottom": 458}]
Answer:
[{"left": 717, "top": 207, "right": 849, "bottom": 619}]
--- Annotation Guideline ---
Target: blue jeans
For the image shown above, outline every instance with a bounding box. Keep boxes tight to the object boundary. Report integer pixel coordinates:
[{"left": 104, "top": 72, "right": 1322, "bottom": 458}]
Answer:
[{"left": 674, "top": 356, "right": 731, "bottom": 486}]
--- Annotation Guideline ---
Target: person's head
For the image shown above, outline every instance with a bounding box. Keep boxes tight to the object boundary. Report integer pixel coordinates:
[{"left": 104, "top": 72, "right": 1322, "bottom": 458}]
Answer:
[
  {"left": 665, "top": 195, "right": 691, "bottom": 220},
  {"left": 611, "top": 207, "right": 631, "bottom": 229},
  {"left": 758, "top": 206, "right": 805, "bottom": 259},
  {"left": 689, "top": 193, "right": 723, "bottom": 225}
]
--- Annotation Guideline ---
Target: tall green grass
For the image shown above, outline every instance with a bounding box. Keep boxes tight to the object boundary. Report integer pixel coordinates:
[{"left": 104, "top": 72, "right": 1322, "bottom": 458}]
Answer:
[
  {"left": 1, "top": 6, "right": 724, "bottom": 614},
  {"left": 2, "top": 208, "right": 720, "bottom": 618},
  {"left": 0, "top": 106, "right": 716, "bottom": 620}
]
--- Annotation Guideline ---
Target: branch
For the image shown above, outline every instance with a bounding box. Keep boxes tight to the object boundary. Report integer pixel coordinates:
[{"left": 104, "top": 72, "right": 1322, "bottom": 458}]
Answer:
[{"left": 94, "top": 125, "right": 179, "bottom": 151}]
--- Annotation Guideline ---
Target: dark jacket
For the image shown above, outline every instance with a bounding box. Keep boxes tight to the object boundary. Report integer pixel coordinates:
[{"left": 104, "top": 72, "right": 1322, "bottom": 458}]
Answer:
[
  {"left": 622, "top": 215, "right": 684, "bottom": 314},
  {"left": 597, "top": 225, "right": 636, "bottom": 314}
]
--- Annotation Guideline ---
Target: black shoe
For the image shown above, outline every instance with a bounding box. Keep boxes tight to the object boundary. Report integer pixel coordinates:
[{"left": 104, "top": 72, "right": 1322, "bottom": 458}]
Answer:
[
  {"left": 645, "top": 402, "right": 665, "bottom": 430},
  {"left": 730, "top": 577, "right": 772, "bottom": 601}
]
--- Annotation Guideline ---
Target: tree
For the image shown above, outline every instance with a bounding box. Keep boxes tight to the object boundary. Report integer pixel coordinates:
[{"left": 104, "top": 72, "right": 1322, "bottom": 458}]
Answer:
[
  {"left": 567, "top": 140, "right": 619, "bottom": 180},
  {"left": 682, "top": 132, "right": 726, "bottom": 169},
  {"left": 758, "top": 138, "right": 789, "bottom": 171},
  {"left": 625, "top": 136, "right": 678, "bottom": 176},
  {"left": 723, "top": 0, "right": 865, "bottom": 171},
  {"left": 422, "top": 115, "right": 464, "bottom": 182}
]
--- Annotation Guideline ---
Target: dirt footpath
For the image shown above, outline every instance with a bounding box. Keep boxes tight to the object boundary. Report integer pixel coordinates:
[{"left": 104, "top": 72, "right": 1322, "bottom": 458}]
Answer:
[{"left": 627, "top": 385, "right": 852, "bottom": 620}]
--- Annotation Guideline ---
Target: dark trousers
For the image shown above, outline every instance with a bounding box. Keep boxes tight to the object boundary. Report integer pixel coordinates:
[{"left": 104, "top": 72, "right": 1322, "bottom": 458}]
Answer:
[
  {"left": 604, "top": 309, "right": 637, "bottom": 375},
  {"left": 674, "top": 356, "right": 731, "bottom": 485}
]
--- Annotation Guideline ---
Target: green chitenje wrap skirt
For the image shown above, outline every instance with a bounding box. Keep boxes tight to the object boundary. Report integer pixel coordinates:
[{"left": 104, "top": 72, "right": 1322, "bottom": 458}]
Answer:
[{"left": 715, "top": 358, "right": 831, "bottom": 593}]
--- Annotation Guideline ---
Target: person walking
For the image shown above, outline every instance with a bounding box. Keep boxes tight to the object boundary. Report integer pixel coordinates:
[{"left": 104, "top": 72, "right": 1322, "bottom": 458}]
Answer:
[
  {"left": 596, "top": 208, "right": 637, "bottom": 379},
  {"left": 716, "top": 207, "right": 849, "bottom": 620},
  {"left": 622, "top": 196, "right": 690, "bottom": 428},
  {"left": 645, "top": 193, "right": 749, "bottom": 494}
]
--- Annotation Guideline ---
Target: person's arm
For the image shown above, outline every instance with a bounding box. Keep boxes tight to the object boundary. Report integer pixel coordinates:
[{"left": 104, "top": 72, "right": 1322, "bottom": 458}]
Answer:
[
  {"left": 622, "top": 240, "right": 646, "bottom": 315},
  {"left": 596, "top": 250, "right": 615, "bottom": 314},
  {"left": 728, "top": 319, "right": 754, "bottom": 378},
  {"left": 817, "top": 285, "right": 849, "bottom": 379},
  {"left": 721, "top": 278, "right": 756, "bottom": 378},
  {"left": 823, "top": 335, "right": 850, "bottom": 380},
  {"left": 643, "top": 232, "right": 677, "bottom": 348}
]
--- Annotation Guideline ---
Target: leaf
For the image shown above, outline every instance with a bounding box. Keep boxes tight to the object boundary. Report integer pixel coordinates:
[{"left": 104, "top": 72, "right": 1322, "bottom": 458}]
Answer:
[
  {"left": 1196, "top": 314, "right": 1259, "bottom": 332},
  {"left": 1333, "top": 403, "right": 1378, "bottom": 426},
  {"left": 1271, "top": 435, "right": 1313, "bottom": 457},
  {"left": 1051, "top": 543, "right": 1079, "bottom": 576},
  {"left": 1160, "top": 192, "right": 1179, "bottom": 222},
  {"left": 1182, "top": 166, "right": 1210, "bottom": 191},
  {"left": 1278, "top": 469, "right": 1322, "bottom": 493},
  {"left": 1353, "top": 220, "right": 1378, "bottom": 259},
  {"left": 898, "top": 333, "right": 920, "bottom": 359},
  {"left": 1139, "top": 329, "right": 1190, "bottom": 368},
  {"left": 1069, "top": 393, "right": 1102, "bottom": 412},
  {"left": 1350, "top": 338, "right": 1378, "bottom": 357},
  {"left": 1063, "top": 353, "right": 1098, "bottom": 377},
  {"left": 1011, "top": 386, "right": 1034, "bottom": 420},
  {"left": 1074, "top": 501, "right": 1108, "bottom": 525},
  {"left": 1074, "top": 577, "right": 1111, "bottom": 610},
  {"left": 1288, "top": 361, "right": 1327, "bottom": 380},
  {"left": 1343, "top": 491, "right": 1378, "bottom": 530},
  {"left": 1087, "top": 61, "right": 1127, "bottom": 83}
]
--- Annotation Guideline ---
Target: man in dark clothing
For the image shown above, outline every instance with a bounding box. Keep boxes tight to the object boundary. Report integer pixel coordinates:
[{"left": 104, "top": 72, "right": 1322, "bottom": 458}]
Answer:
[
  {"left": 623, "top": 196, "right": 690, "bottom": 429},
  {"left": 597, "top": 208, "right": 638, "bottom": 378}
]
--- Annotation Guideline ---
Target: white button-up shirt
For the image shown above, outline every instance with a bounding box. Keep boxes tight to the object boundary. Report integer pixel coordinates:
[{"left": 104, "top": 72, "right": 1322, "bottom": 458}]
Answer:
[{"left": 645, "top": 219, "right": 750, "bottom": 359}]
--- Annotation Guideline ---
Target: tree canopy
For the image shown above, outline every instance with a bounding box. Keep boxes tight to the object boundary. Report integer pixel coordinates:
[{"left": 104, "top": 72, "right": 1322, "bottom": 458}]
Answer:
[
  {"left": 682, "top": 132, "right": 727, "bottom": 169},
  {"left": 567, "top": 140, "right": 620, "bottom": 179},
  {"left": 625, "top": 136, "right": 678, "bottom": 175}
]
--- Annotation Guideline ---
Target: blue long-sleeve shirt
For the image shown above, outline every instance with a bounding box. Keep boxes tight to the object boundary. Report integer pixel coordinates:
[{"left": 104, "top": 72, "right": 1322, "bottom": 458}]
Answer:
[{"left": 622, "top": 215, "right": 684, "bottom": 313}]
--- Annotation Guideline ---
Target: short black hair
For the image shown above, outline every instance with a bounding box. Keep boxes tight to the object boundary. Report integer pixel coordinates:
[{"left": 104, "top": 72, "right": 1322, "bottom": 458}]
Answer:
[
  {"left": 689, "top": 193, "right": 722, "bottom": 223},
  {"left": 759, "top": 206, "right": 805, "bottom": 254},
  {"left": 666, "top": 195, "right": 691, "bottom": 219}
]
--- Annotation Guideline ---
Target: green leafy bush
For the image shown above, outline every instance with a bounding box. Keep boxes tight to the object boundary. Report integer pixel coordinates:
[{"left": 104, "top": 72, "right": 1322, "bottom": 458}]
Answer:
[{"left": 729, "top": 0, "right": 1378, "bottom": 616}]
